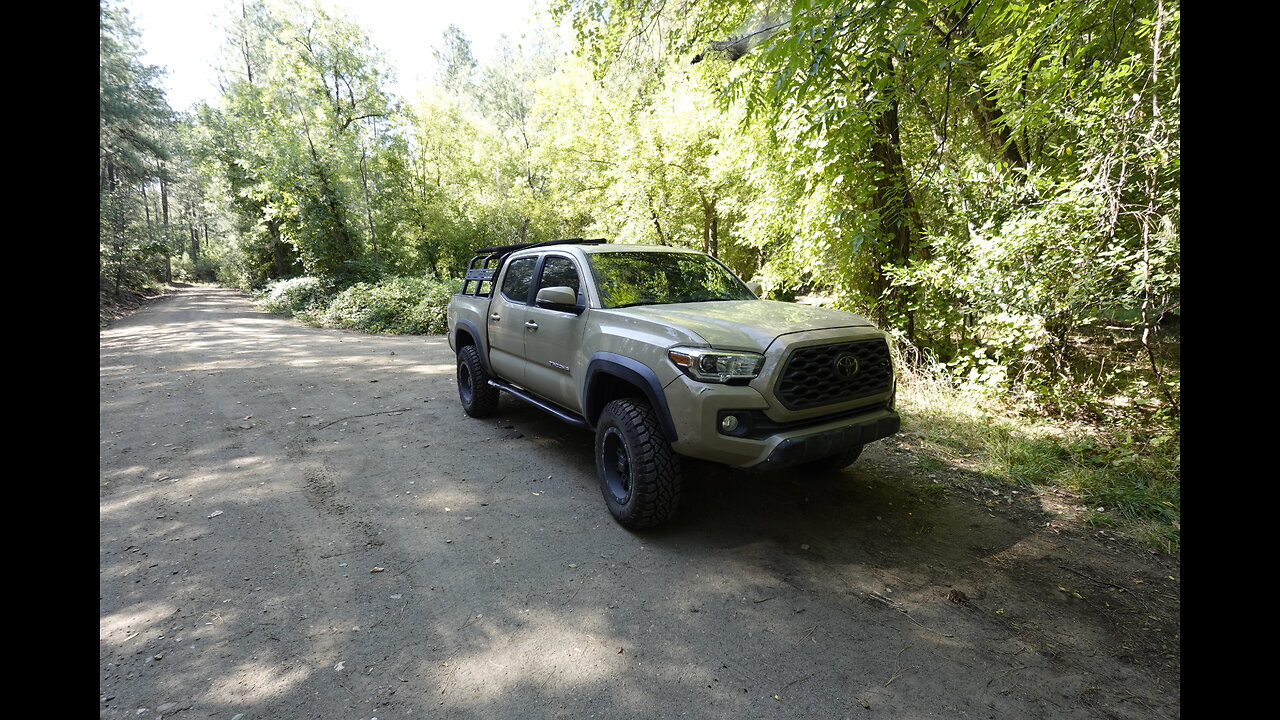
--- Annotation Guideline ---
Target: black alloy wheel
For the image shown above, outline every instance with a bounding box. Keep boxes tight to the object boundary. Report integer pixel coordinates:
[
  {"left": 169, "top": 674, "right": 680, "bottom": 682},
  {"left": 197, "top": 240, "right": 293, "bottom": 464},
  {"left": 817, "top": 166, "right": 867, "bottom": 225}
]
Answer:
[
  {"left": 594, "top": 398, "right": 682, "bottom": 529},
  {"left": 457, "top": 344, "right": 499, "bottom": 418}
]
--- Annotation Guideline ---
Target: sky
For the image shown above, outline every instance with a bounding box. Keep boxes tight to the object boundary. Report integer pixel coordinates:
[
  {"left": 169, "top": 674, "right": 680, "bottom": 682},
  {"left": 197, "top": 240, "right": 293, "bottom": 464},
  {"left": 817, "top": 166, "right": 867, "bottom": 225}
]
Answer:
[{"left": 119, "top": 0, "right": 553, "bottom": 111}]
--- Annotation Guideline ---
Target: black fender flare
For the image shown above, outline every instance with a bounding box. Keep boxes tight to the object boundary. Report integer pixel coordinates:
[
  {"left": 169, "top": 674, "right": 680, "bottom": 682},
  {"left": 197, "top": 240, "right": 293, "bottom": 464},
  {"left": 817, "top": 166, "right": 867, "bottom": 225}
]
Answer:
[
  {"left": 452, "top": 318, "right": 492, "bottom": 374},
  {"left": 583, "top": 352, "right": 679, "bottom": 442}
]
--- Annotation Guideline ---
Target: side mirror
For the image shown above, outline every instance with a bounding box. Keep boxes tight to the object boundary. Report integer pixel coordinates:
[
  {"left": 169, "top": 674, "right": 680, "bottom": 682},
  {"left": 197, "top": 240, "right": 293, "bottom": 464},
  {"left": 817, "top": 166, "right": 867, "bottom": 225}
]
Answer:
[
  {"left": 745, "top": 281, "right": 763, "bottom": 297},
  {"left": 535, "top": 286, "right": 584, "bottom": 314}
]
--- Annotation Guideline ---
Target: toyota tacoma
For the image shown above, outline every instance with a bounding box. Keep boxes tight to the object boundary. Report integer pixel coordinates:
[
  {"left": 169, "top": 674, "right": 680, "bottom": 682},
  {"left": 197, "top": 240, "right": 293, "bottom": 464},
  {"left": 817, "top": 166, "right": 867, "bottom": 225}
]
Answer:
[{"left": 446, "top": 239, "right": 901, "bottom": 529}]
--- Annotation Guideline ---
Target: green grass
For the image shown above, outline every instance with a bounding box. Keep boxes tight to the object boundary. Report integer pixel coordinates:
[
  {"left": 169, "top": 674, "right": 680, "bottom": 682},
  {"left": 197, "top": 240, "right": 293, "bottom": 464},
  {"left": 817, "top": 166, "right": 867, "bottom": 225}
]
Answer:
[{"left": 895, "top": 359, "right": 1180, "bottom": 552}]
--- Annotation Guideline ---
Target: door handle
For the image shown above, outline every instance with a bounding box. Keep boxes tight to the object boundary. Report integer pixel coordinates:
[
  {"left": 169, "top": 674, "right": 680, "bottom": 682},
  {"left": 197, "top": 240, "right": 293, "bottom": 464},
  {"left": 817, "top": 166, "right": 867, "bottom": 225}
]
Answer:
[
  {"left": 489, "top": 313, "right": 501, "bottom": 321},
  {"left": 524, "top": 321, "right": 539, "bottom": 330}
]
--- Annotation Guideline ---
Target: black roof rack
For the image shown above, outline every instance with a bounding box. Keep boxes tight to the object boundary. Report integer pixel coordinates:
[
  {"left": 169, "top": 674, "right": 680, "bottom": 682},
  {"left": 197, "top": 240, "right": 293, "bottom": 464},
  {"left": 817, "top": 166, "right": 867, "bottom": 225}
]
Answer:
[
  {"left": 472, "top": 238, "right": 608, "bottom": 255},
  {"left": 459, "top": 238, "right": 609, "bottom": 296}
]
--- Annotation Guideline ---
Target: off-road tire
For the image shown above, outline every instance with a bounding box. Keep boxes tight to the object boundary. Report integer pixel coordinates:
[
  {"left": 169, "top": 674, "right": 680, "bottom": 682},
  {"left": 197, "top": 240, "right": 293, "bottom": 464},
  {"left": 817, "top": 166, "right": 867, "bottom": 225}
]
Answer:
[
  {"left": 595, "top": 398, "right": 682, "bottom": 529},
  {"left": 802, "top": 444, "right": 864, "bottom": 473},
  {"left": 457, "top": 344, "right": 500, "bottom": 418}
]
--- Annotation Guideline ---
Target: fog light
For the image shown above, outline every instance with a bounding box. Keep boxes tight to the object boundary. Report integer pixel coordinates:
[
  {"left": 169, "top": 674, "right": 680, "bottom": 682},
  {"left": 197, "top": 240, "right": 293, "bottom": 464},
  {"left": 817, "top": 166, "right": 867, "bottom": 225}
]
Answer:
[{"left": 720, "top": 414, "right": 740, "bottom": 433}]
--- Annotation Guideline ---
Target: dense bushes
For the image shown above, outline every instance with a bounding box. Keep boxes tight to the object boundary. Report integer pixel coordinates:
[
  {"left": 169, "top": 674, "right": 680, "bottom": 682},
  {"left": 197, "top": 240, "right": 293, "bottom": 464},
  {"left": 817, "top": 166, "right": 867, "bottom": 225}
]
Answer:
[
  {"left": 172, "top": 254, "right": 222, "bottom": 284},
  {"left": 258, "top": 277, "right": 329, "bottom": 315},
  {"left": 256, "top": 275, "right": 458, "bottom": 335}
]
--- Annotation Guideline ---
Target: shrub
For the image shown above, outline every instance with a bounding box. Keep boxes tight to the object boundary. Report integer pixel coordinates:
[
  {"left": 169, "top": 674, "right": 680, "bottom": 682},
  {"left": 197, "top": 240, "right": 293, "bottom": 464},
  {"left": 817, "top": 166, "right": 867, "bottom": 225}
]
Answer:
[
  {"left": 314, "top": 275, "right": 457, "bottom": 335},
  {"left": 173, "top": 255, "right": 220, "bottom": 284},
  {"left": 258, "top": 276, "right": 329, "bottom": 315},
  {"left": 331, "top": 258, "right": 384, "bottom": 289}
]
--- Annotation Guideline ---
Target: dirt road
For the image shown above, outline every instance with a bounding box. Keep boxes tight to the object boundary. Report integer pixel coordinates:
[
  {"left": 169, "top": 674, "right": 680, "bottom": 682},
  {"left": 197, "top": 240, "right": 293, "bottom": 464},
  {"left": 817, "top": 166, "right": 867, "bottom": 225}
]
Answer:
[{"left": 100, "top": 285, "right": 1179, "bottom": 719}]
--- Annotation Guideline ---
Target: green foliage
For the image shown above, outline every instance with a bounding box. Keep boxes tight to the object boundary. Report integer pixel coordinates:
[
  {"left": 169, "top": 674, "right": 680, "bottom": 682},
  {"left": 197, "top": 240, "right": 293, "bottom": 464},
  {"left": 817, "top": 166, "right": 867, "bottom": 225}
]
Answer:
[
  {"left": 884, "top": 161, "right": 1179, "bottom": 420},
  {"left": 255, "top": 274, "right": 458, "bottom": 335},
  {"left": 257, "top": 276, "right": 329, "bottom": 315},
  {"left": 172, "top": 254, "right": 220, "bottom": 284},
  {"left": 100, "top": 0, "right": 177, "bottom": 297},
  {"left": 100, "top": 0, "right": 172, "bottom": 186},
  {"left": 310, "top": 275, "right": 458, "bottom": 335},
  {"left": 100, "top": 186, "right": 169, "bottom": 295},
  {"left": 330, "top": 258, "right": 384, "bottom": 291},
  {"left": 550, "top": 0, "right": 1180, "bottom": 424},
  {"left": 197, "top": 0, "right": 402, "bottom": 288}
]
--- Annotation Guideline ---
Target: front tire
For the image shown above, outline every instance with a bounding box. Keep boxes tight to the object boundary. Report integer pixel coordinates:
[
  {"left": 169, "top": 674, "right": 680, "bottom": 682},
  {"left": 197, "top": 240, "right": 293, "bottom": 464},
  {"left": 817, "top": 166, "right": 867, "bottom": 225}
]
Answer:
[
  {"left": 457, "top": 344, "right": 499, "bottom": 418},
  {"left": 595, "top": 398, "right": 682, "bottom": 529}
]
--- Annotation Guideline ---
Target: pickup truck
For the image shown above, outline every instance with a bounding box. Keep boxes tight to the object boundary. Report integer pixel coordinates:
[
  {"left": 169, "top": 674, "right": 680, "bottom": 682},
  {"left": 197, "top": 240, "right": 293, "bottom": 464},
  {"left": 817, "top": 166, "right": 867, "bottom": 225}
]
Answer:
[{"left": 447, "top": 239, "right": 901, "bottom": 529}]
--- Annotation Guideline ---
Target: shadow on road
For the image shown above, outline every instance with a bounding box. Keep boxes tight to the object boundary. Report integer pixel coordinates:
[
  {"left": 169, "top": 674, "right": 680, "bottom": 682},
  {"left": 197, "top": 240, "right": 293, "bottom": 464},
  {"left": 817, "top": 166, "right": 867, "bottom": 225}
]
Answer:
[{"left": 100, "top": 287, "right": 1179, "bottom": 720}]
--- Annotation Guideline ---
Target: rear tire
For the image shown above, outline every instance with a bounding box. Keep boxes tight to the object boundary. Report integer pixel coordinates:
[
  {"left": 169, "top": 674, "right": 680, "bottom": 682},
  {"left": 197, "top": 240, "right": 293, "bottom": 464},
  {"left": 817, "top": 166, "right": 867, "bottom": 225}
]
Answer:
[
  {"left": 595, "top": 398, "right": 682, "bottom": 529},
  {"left": 457, "top": 345, "right": 499, "bottom": 418}
]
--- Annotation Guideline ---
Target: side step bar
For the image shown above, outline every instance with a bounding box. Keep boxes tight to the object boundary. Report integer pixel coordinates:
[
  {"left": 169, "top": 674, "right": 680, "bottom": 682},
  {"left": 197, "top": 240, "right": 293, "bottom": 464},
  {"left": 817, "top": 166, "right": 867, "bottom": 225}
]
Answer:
[{"left": 487, "top": 379, "right": 592, "bottom": 431}]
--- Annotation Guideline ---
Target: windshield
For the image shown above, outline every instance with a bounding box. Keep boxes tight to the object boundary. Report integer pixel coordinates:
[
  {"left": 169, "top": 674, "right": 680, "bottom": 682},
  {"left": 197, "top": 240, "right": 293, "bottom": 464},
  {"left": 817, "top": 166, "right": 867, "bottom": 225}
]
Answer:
[{"left": 586, "top": 251, "right": 755, "bottom": 309}]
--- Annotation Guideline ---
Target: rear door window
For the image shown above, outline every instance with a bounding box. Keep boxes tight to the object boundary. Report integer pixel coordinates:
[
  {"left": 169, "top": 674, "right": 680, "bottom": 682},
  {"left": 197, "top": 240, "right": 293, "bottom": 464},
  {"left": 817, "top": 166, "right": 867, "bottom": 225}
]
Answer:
[{"left": 500, "top": 257, "right": 537, "bottom": 304}]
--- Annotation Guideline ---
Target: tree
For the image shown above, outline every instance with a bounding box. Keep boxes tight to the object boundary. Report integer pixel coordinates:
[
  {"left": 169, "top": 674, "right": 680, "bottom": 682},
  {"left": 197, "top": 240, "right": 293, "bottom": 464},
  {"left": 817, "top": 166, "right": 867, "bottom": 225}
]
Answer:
[
  {"left": 434, "top": 24, "right": 479, "bottom": 95},
  {"left": 554, "top": 0, "right": 1179, "bottom": 418},
  {"left": 100, "top": 0, "right": 175, "bottom": 297},
  {"left": 200, "top": 0, "right": 402, "bottom": 288}
]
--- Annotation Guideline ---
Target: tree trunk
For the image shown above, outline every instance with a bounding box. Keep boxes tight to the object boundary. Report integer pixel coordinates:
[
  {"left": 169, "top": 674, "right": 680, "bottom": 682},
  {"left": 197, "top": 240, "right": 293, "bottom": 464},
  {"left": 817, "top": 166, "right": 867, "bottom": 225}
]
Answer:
[
  {"left": 1138, "top": 0, "right": 1177, "bottom": 417},
  {"left": 160, "top": 164, "right": 172, "bottom": 283},
  {"left": 360, "top": 144, "right": 378, "bottom": 264},
  {"left": 933, "top": 9, "right": 1027, "bottom": 169},
  {"left": 699, "top": 191, "right": 718, "bottom": 257},
  {"left": 867, "top": 72, "right": 919, "bottom": 344},
  {"left": 647, "top": 196, "right": 667, "bottom": 246},
  {"left": 301, "top": 109, "right": 360, "bottom": 274},
  {"left": 967, "top": 80, "right": 1026, "bottom": 168},
  {"left": 269, "top": 219, "right": 289, "bottom": 277},
  {"left": 240, "top": 0, "right": 255, "bottom": 83}
]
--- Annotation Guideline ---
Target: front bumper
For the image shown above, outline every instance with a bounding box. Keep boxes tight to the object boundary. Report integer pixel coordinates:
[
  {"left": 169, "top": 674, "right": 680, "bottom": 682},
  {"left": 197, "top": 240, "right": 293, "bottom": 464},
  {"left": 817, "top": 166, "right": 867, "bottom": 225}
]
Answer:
[
  {"left": 662, "top": 374, "right": 899, "bottom": 469},
  {"left": 747, "top": 410, "right": 900, "bottom": 470}
]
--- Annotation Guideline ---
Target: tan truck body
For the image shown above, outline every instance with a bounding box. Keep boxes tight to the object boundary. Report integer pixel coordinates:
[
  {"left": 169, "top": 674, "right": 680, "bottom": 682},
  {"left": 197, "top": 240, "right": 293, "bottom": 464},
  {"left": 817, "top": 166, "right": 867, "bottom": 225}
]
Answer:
[{"left": 447, "top": 241, "right": 900, "bottom": 527}]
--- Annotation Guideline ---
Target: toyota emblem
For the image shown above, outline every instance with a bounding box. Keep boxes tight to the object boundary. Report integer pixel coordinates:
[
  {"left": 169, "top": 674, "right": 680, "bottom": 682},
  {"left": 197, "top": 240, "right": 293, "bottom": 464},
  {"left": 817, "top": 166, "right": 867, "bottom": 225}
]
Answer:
[{"left": 833, "top": 352, "right": 859, "bottom": 379}]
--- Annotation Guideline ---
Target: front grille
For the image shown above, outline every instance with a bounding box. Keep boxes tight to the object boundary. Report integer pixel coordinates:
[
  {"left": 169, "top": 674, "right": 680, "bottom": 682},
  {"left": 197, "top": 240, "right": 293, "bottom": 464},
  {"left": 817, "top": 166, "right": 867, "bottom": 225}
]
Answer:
[{"left": 774, "top": 339, "right": 893, "bottom": 411}]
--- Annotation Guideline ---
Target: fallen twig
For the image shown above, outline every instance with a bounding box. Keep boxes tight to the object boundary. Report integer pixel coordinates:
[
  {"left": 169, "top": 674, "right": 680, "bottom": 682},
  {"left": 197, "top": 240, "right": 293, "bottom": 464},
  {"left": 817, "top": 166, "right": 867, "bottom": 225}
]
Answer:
[
  {"left": 865, "top": 592, "right": 954, "bottom": 638},
  {"left": 884, "top": 645, "right": 917, "bottom": 687},
  {"left": 1058, "top": 565, "right": 1128, "bottom": 593},
  {"left": 317, "top": 408, "right": 412, "bottom": 429},
  {"left": 780, "top": 674, "right": 813, "bottom": 692}
]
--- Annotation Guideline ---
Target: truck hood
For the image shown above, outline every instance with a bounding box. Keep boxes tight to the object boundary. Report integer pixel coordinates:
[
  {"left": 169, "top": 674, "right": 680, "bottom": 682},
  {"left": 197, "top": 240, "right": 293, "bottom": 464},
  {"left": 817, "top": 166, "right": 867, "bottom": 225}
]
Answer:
[{"left": 618, "top": 300, "right": 873, "bottom": 352}]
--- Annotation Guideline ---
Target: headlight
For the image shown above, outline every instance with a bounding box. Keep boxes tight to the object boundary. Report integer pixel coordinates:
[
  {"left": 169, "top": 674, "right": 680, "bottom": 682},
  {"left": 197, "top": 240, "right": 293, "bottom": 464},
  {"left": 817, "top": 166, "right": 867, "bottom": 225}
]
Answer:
[{"left": 668, "top": 346, "right": 764, "bottom": 383}]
